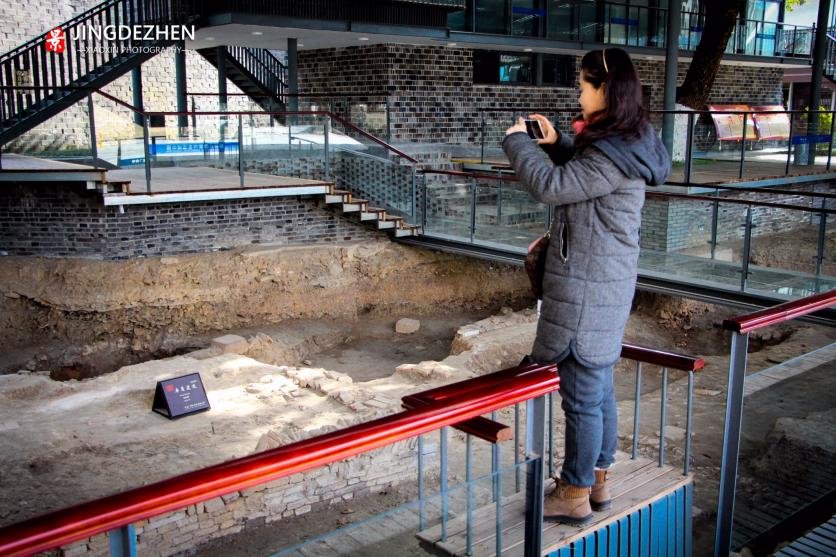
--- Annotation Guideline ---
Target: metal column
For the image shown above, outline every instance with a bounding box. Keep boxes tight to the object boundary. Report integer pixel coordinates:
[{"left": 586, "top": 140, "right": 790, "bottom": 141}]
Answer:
[
  {"left": 174, "top": 41, "right": 188, "bottom": 130},
  {"left": 661, "top": 0, "right": 681, "bottom": 155}
]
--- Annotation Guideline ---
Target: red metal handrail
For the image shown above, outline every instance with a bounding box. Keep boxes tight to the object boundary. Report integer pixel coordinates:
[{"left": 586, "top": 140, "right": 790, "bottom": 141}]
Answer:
[
  {"left": 621, "top": 343, "right": 705, "bottom": 372},
  {"left": 0, "top": 364, "right": 557, "bottom": 557},
  {"left": 723, "top": 289, "right": 836, "bottom": 333}
]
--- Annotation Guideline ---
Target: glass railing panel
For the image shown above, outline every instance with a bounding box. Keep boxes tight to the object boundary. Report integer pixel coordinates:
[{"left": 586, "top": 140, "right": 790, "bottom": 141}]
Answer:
[
  {"left": 745, "top": 202, "right": 836, "bottom": 297},
  {"left": 239, "top": 112, "right": 328, "bottom": 182},
  {"left": 145, "top": 113, "right": 240, "bottom": 177},
  {"left": 2, "top": 96, "right": 95, "bottom": 165},
  {"left": 92, "top": 95, "right": 144, "bottom": 170},
  {"left": 422, "top": 173, "right": 475, "bottom": 239},
  {"left": 729, "top": 337, "right": 836, "bottom": 553},
  {"left": 640, "top": 196, "right": 751, "bottom": 290},
  {"left": 473, "top": 179, "right": 548, "bottom": 249}
]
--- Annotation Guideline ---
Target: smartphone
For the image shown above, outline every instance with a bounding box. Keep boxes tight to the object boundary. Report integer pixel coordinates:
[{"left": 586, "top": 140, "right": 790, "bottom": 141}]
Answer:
[{"left": 524, "top": 119, "right": 544, "bottom": 140}]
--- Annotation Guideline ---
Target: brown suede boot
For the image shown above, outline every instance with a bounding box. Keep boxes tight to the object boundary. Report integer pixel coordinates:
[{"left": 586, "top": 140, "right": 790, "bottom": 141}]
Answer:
[
  {"left": 590, "top": 469, "right": 612, "bottom": 511},
  {"left": 544, "top": 479, "right": 593, "bottom": 525}
]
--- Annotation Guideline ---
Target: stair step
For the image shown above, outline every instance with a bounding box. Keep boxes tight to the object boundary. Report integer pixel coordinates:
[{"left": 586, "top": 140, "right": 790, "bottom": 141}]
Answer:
[
  {"left": 393, "top": 225, "right": 421, "bottom": 238},
  {"left": 376, "top": 220, "right": 396, "bottom": 230},
  {"left": 341, "top": 201, "right": 368, "bottom": 213},
  {"left": 360, "top": 208, "right": 386, "bottom": 221},
  {"left": 325, "top": 193, "right": 350, "bottom": 204}
]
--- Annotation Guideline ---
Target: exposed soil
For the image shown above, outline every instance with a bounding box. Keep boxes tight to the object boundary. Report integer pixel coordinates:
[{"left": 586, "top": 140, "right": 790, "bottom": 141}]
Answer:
[{"left": 0, "top": 240, "right": 833, "bottom": 556}]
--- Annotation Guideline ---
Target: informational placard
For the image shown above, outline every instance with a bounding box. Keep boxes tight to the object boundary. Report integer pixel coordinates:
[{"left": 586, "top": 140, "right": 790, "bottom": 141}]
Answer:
[
  {"left": 152, "top": 373, "right": 210, "bottom": 419},
  {"left": 750, "top": 105, "right": 791, "bottom": 141},
  {"left": 708, "top": 104, "right": 757, "bottom": 142}
]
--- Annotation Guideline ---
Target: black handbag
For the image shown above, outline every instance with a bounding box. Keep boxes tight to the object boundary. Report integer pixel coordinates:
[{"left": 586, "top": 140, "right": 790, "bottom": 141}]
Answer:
[{"left": 524, "top": 231, "right": 550, "bottom": 300}]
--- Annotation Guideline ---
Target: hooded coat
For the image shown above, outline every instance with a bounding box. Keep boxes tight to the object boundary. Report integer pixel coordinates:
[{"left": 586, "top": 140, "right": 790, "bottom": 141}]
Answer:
[{"left": 502, "top": 123, "right": 670, "bottom": 367}]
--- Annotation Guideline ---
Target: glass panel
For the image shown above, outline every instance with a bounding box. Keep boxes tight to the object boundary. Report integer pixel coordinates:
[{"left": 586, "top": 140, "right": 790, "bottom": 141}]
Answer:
[
  {"left": 473, "top": 179, "right": 548, "bottom": 248},
  {"left": 640, "top": 197, "right": 751, "bottom": 292},
  {"left": 422, "top": 173, "right": 475, "bottom": 238},
  {"left": 511, "top": 0, "right": 540, "bottom": 37},
  {"left": 147, "top": 113, "right": 240, "bottom": 178},
  {"left": 475, "top": 0, "right": 508, "bottom": 34},
  {"left": 4, "top": 97, "right": 94, "bottom": 163},
  {"left": 499, "top": 54, "right": 533, "bottom": 84}
]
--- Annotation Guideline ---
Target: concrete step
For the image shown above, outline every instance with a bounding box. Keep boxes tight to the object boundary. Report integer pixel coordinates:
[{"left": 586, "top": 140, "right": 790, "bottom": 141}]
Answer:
[{"left": 393, "top": 224, "right": 421, "bottom": 238}]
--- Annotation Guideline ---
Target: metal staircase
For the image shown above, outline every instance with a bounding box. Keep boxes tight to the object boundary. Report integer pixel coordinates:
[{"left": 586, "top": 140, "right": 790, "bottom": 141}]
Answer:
[
  {"left": 0, "top": 0, "right": 199, "bottom": 145},
  {"left": 197, "top": 46, "right": 287, "bottom": 116},
  {"left": 0, "top": 0, "right": 289, "bottom": 145}
]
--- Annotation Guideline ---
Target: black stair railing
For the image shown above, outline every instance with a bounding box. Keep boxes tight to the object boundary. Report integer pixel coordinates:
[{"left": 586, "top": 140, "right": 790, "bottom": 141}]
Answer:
[
  {"left": 225, "top": 46, "right": 287, "bottom": 102},
  {"left": 0, "top": 0, "right": 197, "bottom": 137}
]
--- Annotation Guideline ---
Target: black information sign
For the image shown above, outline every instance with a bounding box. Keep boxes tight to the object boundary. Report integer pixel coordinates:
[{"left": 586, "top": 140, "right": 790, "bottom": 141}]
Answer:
[{"left": 152, "top": 372, "right": 210, "bottom": 419}]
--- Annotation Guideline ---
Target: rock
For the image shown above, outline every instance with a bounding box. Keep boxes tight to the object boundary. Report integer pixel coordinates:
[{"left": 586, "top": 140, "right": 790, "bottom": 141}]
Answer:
[
  {"left": 395, "top": 318, "right": 420, "bottom": 334},
  {"left": 211, "top": 334, "right": 248, "bottom": 354},
  {"left": 337, "top": 389, "right": 356, "bottom": 405},
  {"left": 660, "top": 426, "right": 687, "bottom": 443},
  {"left": 694, "top": 388, "right": 721, "bottom": 397},
  {"left": 302, "top": 359, "right": 312, "bottom": 366}
]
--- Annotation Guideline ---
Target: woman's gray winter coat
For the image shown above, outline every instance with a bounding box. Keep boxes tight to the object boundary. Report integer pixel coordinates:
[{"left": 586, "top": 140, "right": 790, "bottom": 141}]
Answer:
[{"left": 502, "top": 125, "right": 670, "bottom": 367}]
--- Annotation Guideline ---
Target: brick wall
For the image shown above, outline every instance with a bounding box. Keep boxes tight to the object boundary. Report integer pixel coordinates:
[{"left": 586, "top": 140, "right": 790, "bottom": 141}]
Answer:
[
  {"left": 299, "top": 45, "right": 785, "bottom": 145},
  {"left": 0, "top": 182, "right": 380, "bottom": 259},
  {"left": 640, "top": 183, "right": 836, "bottom": 253}
]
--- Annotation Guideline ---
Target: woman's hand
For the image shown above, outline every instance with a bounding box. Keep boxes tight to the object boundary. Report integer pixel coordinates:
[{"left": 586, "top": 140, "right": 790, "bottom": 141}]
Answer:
[
  {"left": 505, "top": 117, "right": 527, "bottom": 136},
  {"left": 529, "top": 113, "right": 558, "bottom": 145}
]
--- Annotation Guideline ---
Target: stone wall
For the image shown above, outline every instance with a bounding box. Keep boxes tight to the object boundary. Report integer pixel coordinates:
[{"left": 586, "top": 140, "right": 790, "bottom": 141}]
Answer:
[
  {"left": 60, "top": 440, "right": 419, "bottom": 556},
  {"left": 0, "top": 182, "right": 379, "bottom": 259},
  {"left": 299, "top": 45, "right": 785, "bottom": 145}
]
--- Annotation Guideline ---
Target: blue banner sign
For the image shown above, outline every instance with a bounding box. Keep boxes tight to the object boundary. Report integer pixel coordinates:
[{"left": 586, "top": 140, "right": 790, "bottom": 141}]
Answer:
[
  {"left": 791, "top": 134, "right": 832, "bottom": 145},
  {"left": 149, "top": 141, "right": 238, "bottom": 155}
]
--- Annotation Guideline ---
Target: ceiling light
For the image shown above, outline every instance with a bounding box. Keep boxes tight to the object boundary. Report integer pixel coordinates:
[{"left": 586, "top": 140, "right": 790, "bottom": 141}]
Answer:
[
  {"left": 524, "top": 48, "right": 533, "bottom": 52},
  {"left": 358, "top": 37, "right": 369, "bottom": 41},
  {"left": 448, "top": 42, "right": 457, "bottom": 46},
  {"left": 205, "top": 37, "right": 215, "bottom": 41},
  {"left": 251, "top": 31, "right": 263, "bottom": 36}
]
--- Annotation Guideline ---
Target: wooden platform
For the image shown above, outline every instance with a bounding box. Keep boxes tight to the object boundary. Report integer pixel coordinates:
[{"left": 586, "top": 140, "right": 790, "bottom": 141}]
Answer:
[
  {"left": 0, "top": 153, "right": 106, "bottom": 183},
  {"left": 417, "top": 455, "right": 692, "bottom": 557},
  {"left": 108, "top": 167, "right": 332, "bottom": 194}
]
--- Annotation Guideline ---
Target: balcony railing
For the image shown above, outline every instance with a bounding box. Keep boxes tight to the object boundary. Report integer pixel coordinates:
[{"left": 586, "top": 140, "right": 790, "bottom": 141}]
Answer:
[{"left": 449, "top": 1, "right": 815, "bottom": 58}]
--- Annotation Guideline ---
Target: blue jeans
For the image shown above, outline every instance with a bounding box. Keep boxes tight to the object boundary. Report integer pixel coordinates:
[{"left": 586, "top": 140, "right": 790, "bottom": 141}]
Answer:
[{"left": 557, "top": 355, "right": 617, "bottom": 487}]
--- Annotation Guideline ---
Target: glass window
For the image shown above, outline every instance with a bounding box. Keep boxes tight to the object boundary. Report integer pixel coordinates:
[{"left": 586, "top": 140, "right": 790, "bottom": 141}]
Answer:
[
  {"left": 473, "top": 50, "right": 533, "bottom": 84},
  {"left": 475, "top": 0, "right": 508, "bottom": 34},
  {"left": 542, "top": 54, "right": 575, "bottom": 86}
]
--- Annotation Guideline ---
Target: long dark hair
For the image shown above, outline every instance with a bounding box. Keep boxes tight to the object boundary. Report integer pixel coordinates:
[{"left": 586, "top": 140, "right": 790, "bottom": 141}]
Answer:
[{"left": 575, "top": 48, "right": 648, "bottom": 150}]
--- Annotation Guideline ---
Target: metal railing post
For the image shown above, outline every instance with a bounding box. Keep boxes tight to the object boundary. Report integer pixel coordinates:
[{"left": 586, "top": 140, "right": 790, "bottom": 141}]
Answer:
[
  {"left": 441, "top": 426, "right": 449, "bottom": 542},
  {"left": 421, "top": 174, "right": 428, "bottom": 228},
  {"left": 739, "top": 112, "right": 748, "bottom": 179},
  {"left": 411, "top": 165, "right": 417, "bottom": 220},
  {"left": 684, "top": 112, "right": 695, "bottom": 183},
  {"left": 470, "top": 177, "right": 477, "bottom": 243},
  {"left": 523, "top": 395, "right": 546, "bottom": 557},
  {"left": 238, "top": 113, "right": 244, "bottom": 187},
  {"left": 514, "top": 404, "right": 521, "bottom": 493},
  {"left": 548, "top": 392, "right": 554, "bottom": 478},
  {"left": 142, "top": 114, "right": 151, "bottom": 194},
  {"left": 324, "top": 116, "right": 330, "bottom": 180},
  {"left": 632, "top": 362, "right": 642, "bottom": 459},
  {"left": 786, "top": 112, "right": 795, "bottom": 175},
  {"left": 480, "top": 113, "right": 486, "bottom": 164},
  {"left": 492, "top": 410, "right": 499, "bottom": 503},
  {"left": 659, "top": 367, "right": 669, "bottom": 467},
  {"left": 466, "top": 433, "right": 473, "bottom": 556},
  {"left": 710, "top": 189, "right": 720, "bottom": 260},
  {"left": 816, "top": 197, "right": 827, "bottom": 277},
  {"left": 714, "top": 331, "right": 750, "bottom": 557},
  {"left": 108, "top": 524, "right": 136, "bottom": 557},
  {"left": 87, "top": 94, "right": 98, "bottom": 165},
  {"left": 740, "top": 206, "right": 753, "bottom": 291},
  {"left": 684, "top": 370, "right": 694, "bottom": 475},
  {"left": 417, "top": 435, "right": 425, "bottom": 531},
  {"left": 828, "top": 109, "right": 835, "bottom": 170}
]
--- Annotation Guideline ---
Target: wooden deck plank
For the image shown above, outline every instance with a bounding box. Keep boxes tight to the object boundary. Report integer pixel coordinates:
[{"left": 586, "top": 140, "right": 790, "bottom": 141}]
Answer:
[
  {"left": 107, "top": 167, "right": 332, "bottom": 194},
  {"left": 0, "top": 153, "right": 99, "bottom": 171}
]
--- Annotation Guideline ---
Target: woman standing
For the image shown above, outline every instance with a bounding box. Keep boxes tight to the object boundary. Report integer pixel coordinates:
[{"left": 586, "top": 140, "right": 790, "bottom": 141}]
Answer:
[{"left": 503, "top": 48, "right": 670, "bottom": 525}]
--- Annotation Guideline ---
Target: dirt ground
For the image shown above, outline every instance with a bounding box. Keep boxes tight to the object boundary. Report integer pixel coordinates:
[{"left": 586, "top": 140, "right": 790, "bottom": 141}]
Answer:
[{"left": 0, "top": 239, "right": 833, "bottom": 556}]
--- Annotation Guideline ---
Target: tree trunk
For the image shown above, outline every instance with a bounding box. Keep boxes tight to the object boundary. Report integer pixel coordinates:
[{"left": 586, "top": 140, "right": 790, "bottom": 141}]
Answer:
[{"left": 676, "top": 0, "right": 746, "bottom": 110}]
